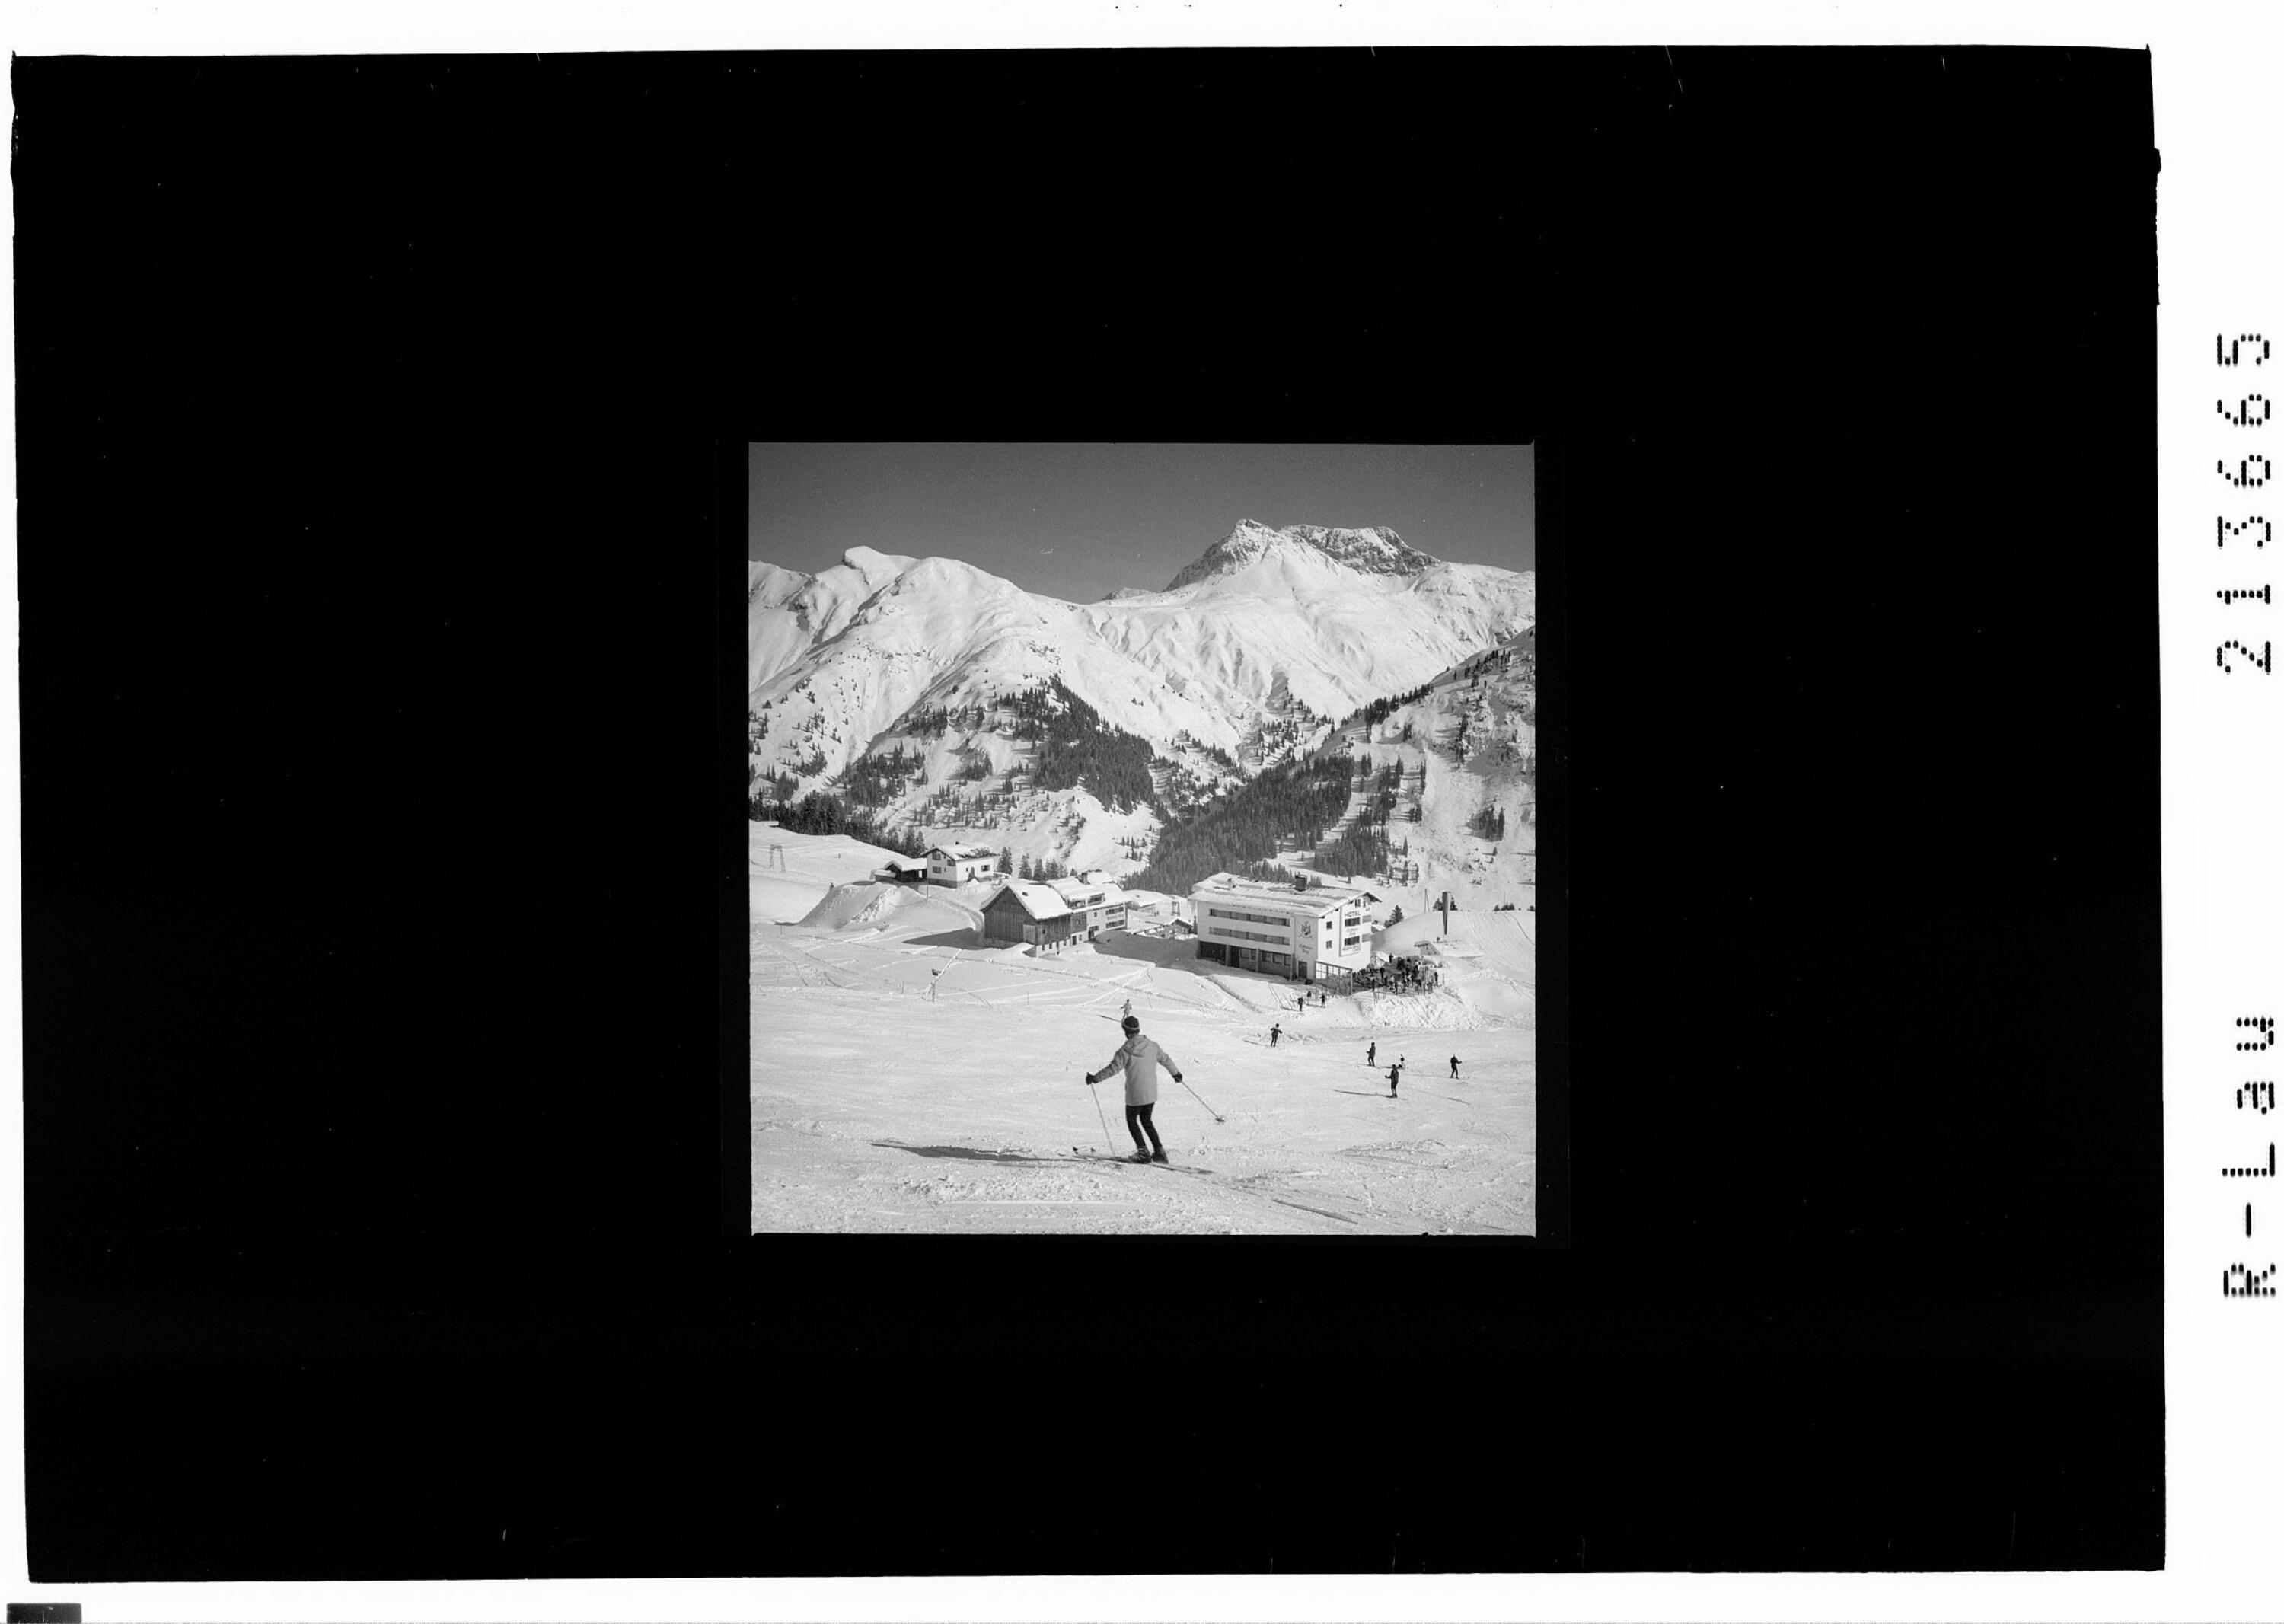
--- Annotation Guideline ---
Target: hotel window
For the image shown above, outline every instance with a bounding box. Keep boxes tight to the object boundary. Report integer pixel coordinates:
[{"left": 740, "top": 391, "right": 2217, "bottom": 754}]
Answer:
[{"left": 1205, "top": 908, "right": 1289, "bottom": 928}]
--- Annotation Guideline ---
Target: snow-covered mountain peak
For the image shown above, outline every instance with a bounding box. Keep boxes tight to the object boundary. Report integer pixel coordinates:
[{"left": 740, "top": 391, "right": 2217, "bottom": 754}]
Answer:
[
  {"left": 841, "top": 545, "right": 918, "bottom": 587},
  {"left": 1163, "top": 521, "right": 1439, "bottom": 593},
  {"left": 752, "top": 520, "right": 1532, "bottom": 820}
]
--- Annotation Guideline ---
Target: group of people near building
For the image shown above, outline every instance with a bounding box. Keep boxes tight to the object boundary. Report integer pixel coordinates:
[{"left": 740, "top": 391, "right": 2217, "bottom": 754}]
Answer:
[{"left": 1354, "top": 955, "right": 1440, "bottom": 994}]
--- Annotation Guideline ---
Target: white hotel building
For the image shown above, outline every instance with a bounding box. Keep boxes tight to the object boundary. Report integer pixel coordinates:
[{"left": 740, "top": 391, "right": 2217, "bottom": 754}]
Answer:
[{"left": 1186, "top": 873, "right": 1380, "bottom": 987}]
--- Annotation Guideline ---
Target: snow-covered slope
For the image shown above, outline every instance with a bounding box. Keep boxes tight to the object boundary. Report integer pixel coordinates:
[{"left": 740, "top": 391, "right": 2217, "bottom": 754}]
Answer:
[
  {"left": 1250, "top": 626, "right": 1538, "bottom": 921},
  {"left": 749, "top": 522, "right": 1533, "bottom": 796},
  {"left": 749, "top": 822, "right": 1536, "bottom": 1235}
]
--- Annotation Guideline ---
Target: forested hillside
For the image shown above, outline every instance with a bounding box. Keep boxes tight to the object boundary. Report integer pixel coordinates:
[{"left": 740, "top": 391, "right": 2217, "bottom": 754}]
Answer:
[
  {"left": 1130, "top": 759, "right": 1353, "bottom": 896},
  {"left": 1007, "top": 678, "right": 1156, "bottom": 814}
]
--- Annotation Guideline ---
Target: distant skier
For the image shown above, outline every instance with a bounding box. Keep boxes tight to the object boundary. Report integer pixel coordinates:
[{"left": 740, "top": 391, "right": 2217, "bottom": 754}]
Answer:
[
  {"left": 1122, "top": 998, "right": 1134, "bottom": 1020},
  {"left": 1270, "top": 1023, "right": 1283, "bottom": 1049},
  {"left": 1386, "top": 1063, "right": 1401, "bottom": 1098},
  {"left": 1086, "top": 1015, "right": 1183, "bottom": 1164},
  {"left": 1450, "top": 1055, "right": 1461, "bottom": 1079},
  {"left": 1367, "top": 1042, "right": 1376, "bottom": 1068}
]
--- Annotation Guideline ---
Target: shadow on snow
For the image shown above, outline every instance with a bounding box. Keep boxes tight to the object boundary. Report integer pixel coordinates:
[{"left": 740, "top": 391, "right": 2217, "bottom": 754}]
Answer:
[
  {"left": 871, "top": 1140, "right": 1064, "bottom": 1166},
  {"left": 899, "top": 929, "right": 982, "bottom": 949},
  {"left": 1084, "top": 933, "right": 1220, "bottom": 972}
]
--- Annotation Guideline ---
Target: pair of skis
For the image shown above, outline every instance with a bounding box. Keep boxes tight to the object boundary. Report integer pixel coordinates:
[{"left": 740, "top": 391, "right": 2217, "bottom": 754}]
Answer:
[{"left": 1071, "top": 1146, "right": 1206, "bottom": 1175}]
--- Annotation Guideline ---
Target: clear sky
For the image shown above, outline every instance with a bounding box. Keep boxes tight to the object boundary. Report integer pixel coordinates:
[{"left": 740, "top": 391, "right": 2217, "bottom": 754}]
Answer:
[{"left": 749, "top": 443, "right": 1533, "bottom": 603}]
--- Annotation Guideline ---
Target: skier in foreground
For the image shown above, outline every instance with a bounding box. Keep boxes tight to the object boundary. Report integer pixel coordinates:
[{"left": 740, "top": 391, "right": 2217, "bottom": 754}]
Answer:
[{"left": 1086, "top": 1014, "right": 1184, "bottom": 1163}]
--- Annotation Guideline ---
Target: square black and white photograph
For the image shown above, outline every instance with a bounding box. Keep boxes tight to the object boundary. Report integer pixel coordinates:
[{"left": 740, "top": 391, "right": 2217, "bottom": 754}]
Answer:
[{"left": 747, "top": 442, "right": 1541, "bottom": 1233}]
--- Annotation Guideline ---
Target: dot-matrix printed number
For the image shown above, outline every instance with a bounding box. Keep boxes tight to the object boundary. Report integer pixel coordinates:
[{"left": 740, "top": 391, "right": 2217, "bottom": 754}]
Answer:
[
  {"left": 2216, "top": 338, "right": 2272, "bottom": 674},
  {"left": 2238, "top": 1081, "right": 2276, "bottom": 1114}
]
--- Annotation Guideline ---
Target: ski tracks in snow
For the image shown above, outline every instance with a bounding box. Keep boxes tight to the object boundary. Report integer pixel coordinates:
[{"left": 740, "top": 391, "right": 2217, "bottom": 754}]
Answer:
[{"left": 753, "top": 914, "right": 1534, "bottom": 1234}]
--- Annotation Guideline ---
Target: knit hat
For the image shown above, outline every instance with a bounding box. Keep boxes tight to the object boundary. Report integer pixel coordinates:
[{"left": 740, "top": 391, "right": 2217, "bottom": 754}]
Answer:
[{"left": 1121, "top": 1016, "right": 1141, "bottom": 1033}]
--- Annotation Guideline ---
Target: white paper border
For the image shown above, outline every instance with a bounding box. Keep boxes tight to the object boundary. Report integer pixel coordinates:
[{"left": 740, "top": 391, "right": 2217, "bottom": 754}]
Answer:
[{"left": 8, "top": 2, "right": 2281, "bottom": 1619}]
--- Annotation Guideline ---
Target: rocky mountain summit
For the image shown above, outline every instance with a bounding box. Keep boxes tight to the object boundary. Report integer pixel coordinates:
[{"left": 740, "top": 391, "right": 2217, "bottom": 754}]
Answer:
[{"left": 1161, "top": 520, "right": 1440, "bottom": 592}]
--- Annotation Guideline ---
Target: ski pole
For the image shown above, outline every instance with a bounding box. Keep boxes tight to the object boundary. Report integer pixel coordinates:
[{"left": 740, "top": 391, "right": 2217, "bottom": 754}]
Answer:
[
  {"left": 1179, "top": 1076, "right": 1227, "bottom": 1125},
  {"left": 1088, "top": 1075, "right": 1118, "bottom": 1151}
]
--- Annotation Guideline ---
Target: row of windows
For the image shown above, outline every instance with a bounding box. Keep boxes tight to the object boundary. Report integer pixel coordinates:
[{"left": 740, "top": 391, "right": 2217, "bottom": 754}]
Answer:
[
  {"left": 1206, "top": 914, "right": 1279, "bottom": 941},
  {"left": 991, "top": 900, "right": 1125, "bottom": 922},
  {"left": 1213, "top": 927, "right": 1289, "bottom": 946},
  {"left": 1206, "top": 907, "right": 1291, "bottom": 928}
]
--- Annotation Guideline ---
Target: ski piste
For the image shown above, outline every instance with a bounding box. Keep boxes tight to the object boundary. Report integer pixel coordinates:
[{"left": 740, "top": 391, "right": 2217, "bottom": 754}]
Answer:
[{"left": 1074, "top": 1150, "right": 1389, "bottom": 1226}]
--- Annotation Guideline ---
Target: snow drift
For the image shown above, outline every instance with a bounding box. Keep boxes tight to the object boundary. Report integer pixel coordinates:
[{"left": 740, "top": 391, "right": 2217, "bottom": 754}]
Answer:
[{"left": 799, "top": 881, "right": 979, "bottom": 936}]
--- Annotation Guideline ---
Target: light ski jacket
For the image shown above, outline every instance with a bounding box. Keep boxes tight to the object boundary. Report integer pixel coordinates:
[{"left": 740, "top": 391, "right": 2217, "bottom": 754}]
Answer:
[{"left": 1089, "top": 1035, "right": 1182, "bottom": 1108}]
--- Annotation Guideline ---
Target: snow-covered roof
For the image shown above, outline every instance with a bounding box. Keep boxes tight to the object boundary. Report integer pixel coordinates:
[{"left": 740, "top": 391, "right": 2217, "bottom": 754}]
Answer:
[
  {"left": 988, "top": 879, "right": 1080, "bottom": 920},
  {"left": 1047, "top": 876, "right": 1127, "bottom": 908},
  {"left": 881, "top": 856, "right": 928, "bottom": 873},
  {"left": 1188, "top": 873, "right": 1382, "bottom": 915},
  {"left": 927, "top": 844, "right": 997, "bottom": 862}
]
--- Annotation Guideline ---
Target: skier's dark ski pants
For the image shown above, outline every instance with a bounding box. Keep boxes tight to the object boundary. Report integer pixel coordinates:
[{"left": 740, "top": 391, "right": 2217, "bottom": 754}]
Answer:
[{"left": 1125, "top": 1104, "right": 1163, "bottom": 1154}]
